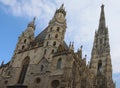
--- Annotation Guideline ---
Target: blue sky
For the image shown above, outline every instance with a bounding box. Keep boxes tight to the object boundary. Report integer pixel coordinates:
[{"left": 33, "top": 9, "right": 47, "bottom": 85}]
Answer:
[{"left": 0, "top": 0, "right": 120, "bottom": 87}]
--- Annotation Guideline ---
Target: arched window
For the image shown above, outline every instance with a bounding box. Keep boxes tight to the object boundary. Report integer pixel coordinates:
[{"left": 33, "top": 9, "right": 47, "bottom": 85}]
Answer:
[
  {"left": 35, "top": 77, "right": 41, "bottom": 84},
  {"left": 57, "top": 27, "right": 60, "bottom": 32},
  {"left": 44, "top": 49, "right": 47, "bottom": 55},
  {"left": 57, "top": 58, "right": 62, "bottom": 69},
  {"left": 18, "top": 56, "right": 30, "bottom": 84},
  {"left": 50, "top": 27, "right": 53, "bottom": 31},
  {"left": 22, "top": 45, "right": 25, "bottom": 50},
  {"left": 53, "top": 41, "right": 56, "bottom": 46},
  {"left": 51, "top": 49, "right": 54, "bottom": 54},
  {"left": 55, "top": 34, "right": 58, "bottom": 38},
  {"left": 46, "top": 41, "right": 49, "bottom": 46},
  {"left": 48, "top": 34, "right": 50, "bottom": 38},
  {"left": 41, "top": 65, "right": 44, "bottom": 71},
  {"left": 98, "top": 60, "right": 102, "bottom": 73},
  {"left": 4, "top": 80, "right": 8, "bottom": 84},
  {"left": 24, "top": 39, "right": 27, "bottom": 43},
  {"left": 51, "top": 80, "right": 60, "bottom": 88}
]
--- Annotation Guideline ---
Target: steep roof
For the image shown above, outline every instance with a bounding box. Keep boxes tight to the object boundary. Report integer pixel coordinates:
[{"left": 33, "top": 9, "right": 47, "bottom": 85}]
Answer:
[
  {"left": 30, "top": 27, "right": 68, "bottom": 49},
  {"left": 35, "top": 27, "right": 48, "bottom": 43}
]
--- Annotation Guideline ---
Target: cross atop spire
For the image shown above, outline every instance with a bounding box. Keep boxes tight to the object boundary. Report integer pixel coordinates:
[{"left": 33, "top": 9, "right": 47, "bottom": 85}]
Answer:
[{"left": 98, "top": 4, "right": 106, "bottom": 30}]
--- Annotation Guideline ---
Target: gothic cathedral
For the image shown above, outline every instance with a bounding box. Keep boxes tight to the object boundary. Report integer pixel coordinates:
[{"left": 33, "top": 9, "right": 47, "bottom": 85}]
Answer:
[{"left": 0, "top": 4, "right": 115, "bottom": 88}]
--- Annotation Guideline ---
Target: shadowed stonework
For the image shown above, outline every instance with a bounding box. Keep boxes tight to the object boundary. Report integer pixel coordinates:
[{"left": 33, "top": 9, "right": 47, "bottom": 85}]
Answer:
[{"left": 7, "top": 85, "right": 27, "bottom": 88}]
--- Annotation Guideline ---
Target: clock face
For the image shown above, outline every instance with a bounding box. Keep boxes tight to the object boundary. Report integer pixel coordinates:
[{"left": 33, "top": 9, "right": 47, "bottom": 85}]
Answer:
[{"left": 56, "top": 13, "right": 64, "bottom": 22}]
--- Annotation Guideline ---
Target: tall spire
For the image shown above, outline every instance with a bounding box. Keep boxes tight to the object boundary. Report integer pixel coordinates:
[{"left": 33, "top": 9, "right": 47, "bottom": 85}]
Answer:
[
  {"left": 90, "top": 5, "right": 113, "bottom": 83},
  {"left": 98, "top": 4, "right": 106, "bottom": 29}
]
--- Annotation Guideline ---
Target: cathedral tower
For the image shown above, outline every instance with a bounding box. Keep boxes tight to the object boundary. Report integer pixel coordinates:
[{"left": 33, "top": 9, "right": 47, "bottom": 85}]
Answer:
[
  {"left": 90, "top": 5, "right": 115, "bottom": 88},
  {"left": 43, "top": 4, "right": 67, "bottom": 60},
  {"left": 14, "top": 18, "right": 36, "bottom": 54}
]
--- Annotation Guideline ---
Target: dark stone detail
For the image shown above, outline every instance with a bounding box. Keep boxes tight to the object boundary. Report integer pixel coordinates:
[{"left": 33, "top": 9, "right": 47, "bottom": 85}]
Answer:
[
  {"left": 53, "top": 51, "right": 71, "bottom": 57},
  {"left": 55, "top": 4, "right": 66, "bottom": 16},
  {"left": 57, "top": 44, "right": 66, "bottom": 53},
  {"left": 93, "top": 74, "right": 107, "bottom": 88},
  {"left": 35, "top": 77, "right": 41, "bottom": 84},
  {"left": 53, "top": 42, "right": 69, "bottom": 57},
  {"left": 7, "top": 85, "right": 28, "bottom": 88},
  {"left": 51, "top": 80, "right": 60, "bottom": 88}
]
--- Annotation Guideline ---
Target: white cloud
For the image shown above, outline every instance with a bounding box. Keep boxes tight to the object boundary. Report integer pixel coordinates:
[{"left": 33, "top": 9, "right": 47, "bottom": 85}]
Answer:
[
  {"left": 0, "top": 0, "right": 57, "bottom": 23},
  {"left": 0, "top": 0, "right": 120, "bottom": 74}
]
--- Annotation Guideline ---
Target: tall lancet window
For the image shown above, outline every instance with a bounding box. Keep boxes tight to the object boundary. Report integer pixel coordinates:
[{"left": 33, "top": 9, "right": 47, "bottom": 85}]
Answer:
[
  {"left": 57, "top": 58, "right": 62, "bottom": 69},
  {"left": 18, "top": 56, "right": 30, "bottom": 84},
  {"left": 98, "top": 60, "right": 102, "bottom": 73}
]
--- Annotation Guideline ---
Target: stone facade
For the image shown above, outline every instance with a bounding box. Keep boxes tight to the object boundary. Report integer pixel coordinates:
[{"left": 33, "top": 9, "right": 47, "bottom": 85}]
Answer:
[{"left": 0, "top": 4, "right": 115, "bottom": 88}]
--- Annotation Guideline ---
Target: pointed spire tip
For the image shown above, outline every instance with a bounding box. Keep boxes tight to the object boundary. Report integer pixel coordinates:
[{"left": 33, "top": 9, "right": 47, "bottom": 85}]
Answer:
[
  {"left": 101, "top": 4, "right": 104, "bottom": 9},
  {"left": 33, "top": 16, "right": 36, "bottom": 22},
  {"left": 60, "top": 3, "right": 64, "bottom": 9}
]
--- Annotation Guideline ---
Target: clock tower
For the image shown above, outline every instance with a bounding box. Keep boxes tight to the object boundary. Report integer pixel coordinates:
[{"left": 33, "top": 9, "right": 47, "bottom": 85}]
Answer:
[{"left": 43, "top": 4, "right": 67, "bottom": 60}]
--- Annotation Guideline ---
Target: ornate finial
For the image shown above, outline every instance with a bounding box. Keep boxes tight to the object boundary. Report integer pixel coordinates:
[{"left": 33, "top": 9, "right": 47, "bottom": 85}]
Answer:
[
  {"left": 60, "top": 4, "right": 64, "bottom": 9},
  {"left": 80, "top": 45, "right": 83, "bottom": 49},
  {"left": 69, "top": 41, "right": 74, "bottom": 51},
  {"left": 69, "top": 41, "right": 71, "bottom": 45},
  {"left": 55, "top": 3, "right": 66, "bottom": 16},
  {"left": 27, "top": 17, "right": 36, "bottom": 29},
  {"left": 98, "top": 4, "right": 106, "bottom": 30},
  {"left": 33, "top": 16, "right": 36, "bottom": 23},
  {"left": 72, "top": 42, "right": 74, "bottom": 47},
  {"left": 69, "top": 42, "right": 71, "bottom": 48},
  {"left": 1, "top": 60, "right": 4, "bottom": 66},
  {"left": 85, "top": 54, "right": 87, "bottom": 58},
  {"left": 101, "top": 4, "right": 104, "bottom": 9}
]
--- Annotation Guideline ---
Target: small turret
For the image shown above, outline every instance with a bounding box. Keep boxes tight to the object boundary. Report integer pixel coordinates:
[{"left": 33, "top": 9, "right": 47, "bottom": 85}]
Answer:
[
  {"left": 27, "top": 17, "right": 36, "bottom": 30},
  {"left": 23, "top": 17, "right": 36, "bottom": 38},
  {"left": 69, "top": 42, "right": 71, "bottom": 48},
  {"left": 1, "top": 61, "right": 4, "bottom": 66},
  {"left": 55, "top": 4, "right": 66, "bottom": 16},
  {"left": 72, "top": 42, "right": 74, "bottom": 50},
  {"left": 49, "top": 4, "right": 66, "bottom": 25},
  {"left": 69, "top": 42, "right": 74, "bottom": 51},
  {"left": 14, "top": 17, "right": 36, "bottom": 54},
  {"left": 77, "top": 45, "right": 83, "bottom": 59}
]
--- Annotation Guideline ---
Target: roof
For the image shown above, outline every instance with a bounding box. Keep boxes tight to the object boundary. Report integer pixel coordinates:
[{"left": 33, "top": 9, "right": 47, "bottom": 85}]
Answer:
[
  {"left": 30, "top": 27, "right": 69, "bottom": 49},
  {"left": 35, "top": 27, "right": 48, "bottom": 43}
]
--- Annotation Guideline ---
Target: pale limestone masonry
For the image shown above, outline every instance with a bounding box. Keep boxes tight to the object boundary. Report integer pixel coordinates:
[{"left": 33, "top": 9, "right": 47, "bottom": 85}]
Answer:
[{"left": 0, "top": 4, "right": 115, "bottom": 88}]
